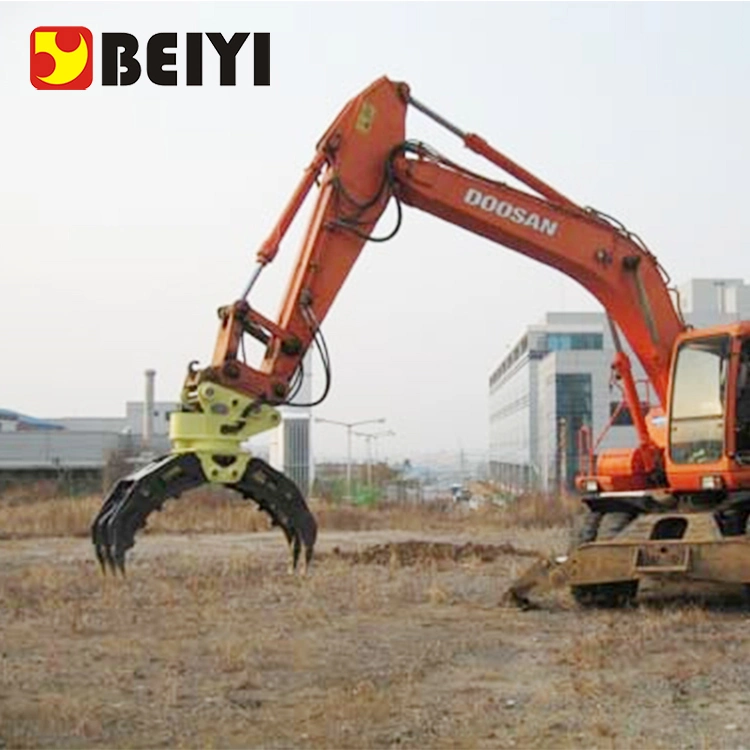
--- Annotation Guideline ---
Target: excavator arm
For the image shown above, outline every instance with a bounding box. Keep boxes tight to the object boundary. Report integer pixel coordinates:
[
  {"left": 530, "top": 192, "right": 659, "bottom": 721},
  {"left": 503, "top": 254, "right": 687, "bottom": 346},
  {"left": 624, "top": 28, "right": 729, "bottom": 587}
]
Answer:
[{"left": 92, "top": 76, "right": 686, "bottom": 574}]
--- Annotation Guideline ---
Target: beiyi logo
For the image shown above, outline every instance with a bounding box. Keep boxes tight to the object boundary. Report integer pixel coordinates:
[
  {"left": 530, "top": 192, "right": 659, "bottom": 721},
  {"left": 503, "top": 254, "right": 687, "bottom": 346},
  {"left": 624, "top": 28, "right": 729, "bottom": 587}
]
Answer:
[
  {"left": 30, "top": 28, "right": 270, "bottom": 89},
  {"left": 30, "top": 26, "right": 93, "bottom": 90}
]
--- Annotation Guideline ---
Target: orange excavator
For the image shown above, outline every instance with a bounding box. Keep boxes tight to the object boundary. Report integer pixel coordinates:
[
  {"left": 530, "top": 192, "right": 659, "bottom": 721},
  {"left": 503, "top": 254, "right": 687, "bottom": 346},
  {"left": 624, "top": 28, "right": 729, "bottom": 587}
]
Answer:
[{"left": 92, "top": 77, "right": 750, "bottom": 606}]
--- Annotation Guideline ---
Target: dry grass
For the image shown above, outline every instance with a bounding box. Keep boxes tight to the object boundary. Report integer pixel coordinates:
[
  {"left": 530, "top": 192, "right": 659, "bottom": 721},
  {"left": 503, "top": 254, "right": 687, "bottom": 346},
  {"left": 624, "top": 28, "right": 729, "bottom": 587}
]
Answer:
[
  {"left": 0, "top": 476, "right": 744, "bottom": 749},
  {"left": 0, "top": 488, "right": 273, "bottom": 540},
  {"left": 498, "top": 490, "right": 581, "bottom": 529},
  {"left": 2, "top": 529, "right": 750, "bottom": 749},
  {"left": 0, "top": 482, "right": 581, "bottom": 541}
]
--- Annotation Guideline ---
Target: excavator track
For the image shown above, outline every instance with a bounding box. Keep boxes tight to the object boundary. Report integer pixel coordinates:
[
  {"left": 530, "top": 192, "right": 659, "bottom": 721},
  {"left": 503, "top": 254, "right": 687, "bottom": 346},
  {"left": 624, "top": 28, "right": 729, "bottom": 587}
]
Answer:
[{"left": 91, "top": 453, "right": 317, "bottom": 575}]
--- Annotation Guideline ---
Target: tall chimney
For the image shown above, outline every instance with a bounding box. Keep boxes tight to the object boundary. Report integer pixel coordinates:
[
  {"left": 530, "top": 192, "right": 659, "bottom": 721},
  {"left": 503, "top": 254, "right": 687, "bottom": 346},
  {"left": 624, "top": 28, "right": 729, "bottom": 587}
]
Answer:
[{"left": 143, "top": 369, "right": 156, "bottom": 450}]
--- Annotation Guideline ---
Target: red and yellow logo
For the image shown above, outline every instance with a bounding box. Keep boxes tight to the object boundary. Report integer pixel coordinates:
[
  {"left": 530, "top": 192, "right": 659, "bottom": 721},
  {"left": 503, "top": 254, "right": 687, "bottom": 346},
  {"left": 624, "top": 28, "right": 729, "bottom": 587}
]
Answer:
[{"left": 30, "top": 26, "right": 93, "bottom": 90}]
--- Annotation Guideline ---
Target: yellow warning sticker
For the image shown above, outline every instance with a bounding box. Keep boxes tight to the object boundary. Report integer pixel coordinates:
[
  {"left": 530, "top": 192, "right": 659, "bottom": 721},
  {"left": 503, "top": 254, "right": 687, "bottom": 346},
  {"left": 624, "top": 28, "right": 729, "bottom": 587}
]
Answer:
[{"left": 355, "top": 101, "right": 376, "bottom": 133}]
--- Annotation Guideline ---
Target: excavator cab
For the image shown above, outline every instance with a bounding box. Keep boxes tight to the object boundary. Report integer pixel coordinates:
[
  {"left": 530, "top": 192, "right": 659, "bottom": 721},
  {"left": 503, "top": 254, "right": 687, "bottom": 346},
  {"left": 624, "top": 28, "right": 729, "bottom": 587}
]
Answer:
[
  {"left": 666, "top": 325, "right": 750, "bottom": 492},
  {"left": 668, "top": 334, "right": 730, "bottom": 468},
  {"left": 734, "top": 338, "right": 750, "bottom": 456}
]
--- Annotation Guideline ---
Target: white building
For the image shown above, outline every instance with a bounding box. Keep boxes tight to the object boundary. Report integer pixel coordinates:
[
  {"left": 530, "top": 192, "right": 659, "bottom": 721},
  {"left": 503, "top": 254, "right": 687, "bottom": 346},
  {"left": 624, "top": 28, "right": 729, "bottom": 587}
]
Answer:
[
  {"left": 268, "top": 351, "right": 315, "bottom": 498},
  {"left": 489, "top": 278, "right": 750, "bottom": 493}
]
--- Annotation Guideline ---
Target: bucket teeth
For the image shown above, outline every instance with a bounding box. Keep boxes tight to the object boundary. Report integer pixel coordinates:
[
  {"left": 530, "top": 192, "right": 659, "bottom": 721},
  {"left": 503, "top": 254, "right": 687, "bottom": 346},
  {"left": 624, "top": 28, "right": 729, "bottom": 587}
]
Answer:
[{"left": 91, "top": 453, "right": 317, "bottom": 575}]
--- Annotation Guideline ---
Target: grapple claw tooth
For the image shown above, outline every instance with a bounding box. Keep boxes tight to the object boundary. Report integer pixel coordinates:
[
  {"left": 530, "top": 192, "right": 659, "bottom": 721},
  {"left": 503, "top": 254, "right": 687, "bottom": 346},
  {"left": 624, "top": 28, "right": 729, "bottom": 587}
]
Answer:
[
  {"left": 95, "top": 547, "right": 107, "bottom": 573},
  {"left": 230, "top": 457, "right": 318, "bottom": 574},
  {"left": 90, "top": 453, "right": 206, "bottom": 575},
  {"left": 104, "top": 543, "right": 117, "bottom": 574}
]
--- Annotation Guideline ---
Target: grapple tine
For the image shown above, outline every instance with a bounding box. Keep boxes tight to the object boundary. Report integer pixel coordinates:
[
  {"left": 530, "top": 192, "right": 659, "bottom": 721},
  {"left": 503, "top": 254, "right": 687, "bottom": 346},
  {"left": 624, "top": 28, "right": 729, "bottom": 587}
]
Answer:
[
  {"left": 92, "top": 478, "right": 135, "bottom": 574},
  {"left": 90, "top": 453, "right": 207, "bottom": 574},
  {"left": 93, "top": 514, "right": 109, "bottom": 572},
  {"left": 231, "top": 457, "right": 318, "bottom": 573},
  {"left": 94, "top": 543, "right": 107, "bottom": 573},
  {"left": 114, "top": 550, "right": 127, "bottom": 576}
]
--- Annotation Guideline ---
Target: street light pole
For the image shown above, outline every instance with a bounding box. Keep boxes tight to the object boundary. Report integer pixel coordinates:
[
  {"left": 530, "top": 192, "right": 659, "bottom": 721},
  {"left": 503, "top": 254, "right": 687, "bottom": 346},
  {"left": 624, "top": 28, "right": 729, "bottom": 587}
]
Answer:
[
  {"left": 315, "top": 417, "right": 386, "bottom": 500},
  {"left": 357, "top": 433, "right": 375, "bottom": 488},
  {"left": 353, "top": 430, "right": 396, "bottom": 487},
  {"left": 347, "top": 427, "right": 353, "bottom": 496}
]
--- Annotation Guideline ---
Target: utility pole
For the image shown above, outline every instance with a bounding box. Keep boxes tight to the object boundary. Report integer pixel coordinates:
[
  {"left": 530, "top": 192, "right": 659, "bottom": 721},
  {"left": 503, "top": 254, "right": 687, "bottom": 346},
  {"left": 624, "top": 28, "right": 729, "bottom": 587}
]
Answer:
[{"left": 315, "top": 417, "right": 386, "bottom": 500}]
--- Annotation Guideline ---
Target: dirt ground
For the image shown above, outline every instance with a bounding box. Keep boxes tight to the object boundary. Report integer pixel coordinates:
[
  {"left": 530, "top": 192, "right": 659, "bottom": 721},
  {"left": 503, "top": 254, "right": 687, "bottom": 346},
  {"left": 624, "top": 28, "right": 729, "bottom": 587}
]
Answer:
[{"left": 3, "top": 525, "right": 750, "bottom": 749}]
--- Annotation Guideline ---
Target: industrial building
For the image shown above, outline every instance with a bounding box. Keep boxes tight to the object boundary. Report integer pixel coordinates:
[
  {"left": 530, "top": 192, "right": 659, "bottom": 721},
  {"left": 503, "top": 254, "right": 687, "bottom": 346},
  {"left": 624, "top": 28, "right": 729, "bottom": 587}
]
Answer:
[
  {"left": 489, "top": 278, "right": 750, "bottom": 493},
  {"left": 0, "top": 370, "right": 177, "bottom": 491},
  {"left": 0, "top": 364, "right": 315, "bottom": 497}
]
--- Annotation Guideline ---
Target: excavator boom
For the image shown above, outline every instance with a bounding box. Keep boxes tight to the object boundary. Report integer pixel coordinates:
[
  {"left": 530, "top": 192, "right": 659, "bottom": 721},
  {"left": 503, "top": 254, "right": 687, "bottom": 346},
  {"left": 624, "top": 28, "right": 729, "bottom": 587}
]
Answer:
[{"left": 208, "top": 77, "right": 684, "bottom": 410}]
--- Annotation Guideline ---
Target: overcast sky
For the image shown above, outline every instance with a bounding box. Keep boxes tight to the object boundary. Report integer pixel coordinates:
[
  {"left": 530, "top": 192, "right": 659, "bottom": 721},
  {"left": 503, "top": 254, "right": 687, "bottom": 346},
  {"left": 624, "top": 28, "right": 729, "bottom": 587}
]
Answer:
[{"left": 3, "top": 1, "right": 750, "bottom": 462}]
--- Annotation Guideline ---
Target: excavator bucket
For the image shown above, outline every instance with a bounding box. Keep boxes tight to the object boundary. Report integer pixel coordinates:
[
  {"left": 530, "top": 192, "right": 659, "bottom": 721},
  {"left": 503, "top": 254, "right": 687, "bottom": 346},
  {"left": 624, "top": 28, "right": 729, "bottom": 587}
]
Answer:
[{"left": 91, "top": 382, "right": 318, "bottom": 575}]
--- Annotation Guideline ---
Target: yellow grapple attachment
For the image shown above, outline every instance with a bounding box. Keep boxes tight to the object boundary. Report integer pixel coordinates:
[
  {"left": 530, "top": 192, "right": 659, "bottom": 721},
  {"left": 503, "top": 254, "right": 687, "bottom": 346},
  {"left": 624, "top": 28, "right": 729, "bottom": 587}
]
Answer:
[{"left": 91, "top": 383, "right": 317, "bottom": 575}]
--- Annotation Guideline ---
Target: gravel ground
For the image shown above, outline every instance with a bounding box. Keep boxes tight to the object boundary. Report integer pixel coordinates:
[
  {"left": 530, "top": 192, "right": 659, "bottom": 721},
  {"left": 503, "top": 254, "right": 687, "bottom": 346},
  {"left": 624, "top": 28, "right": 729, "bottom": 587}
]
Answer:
[{"left": 2, "top": 528, "right": 750, "bottom": 749}]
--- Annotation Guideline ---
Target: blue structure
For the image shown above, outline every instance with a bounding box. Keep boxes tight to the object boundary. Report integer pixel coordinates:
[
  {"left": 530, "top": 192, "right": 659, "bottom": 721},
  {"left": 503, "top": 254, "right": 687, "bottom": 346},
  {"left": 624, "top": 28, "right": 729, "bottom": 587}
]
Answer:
[{"left": 0, "top": 409, "right": 64, "bottom": 431}]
